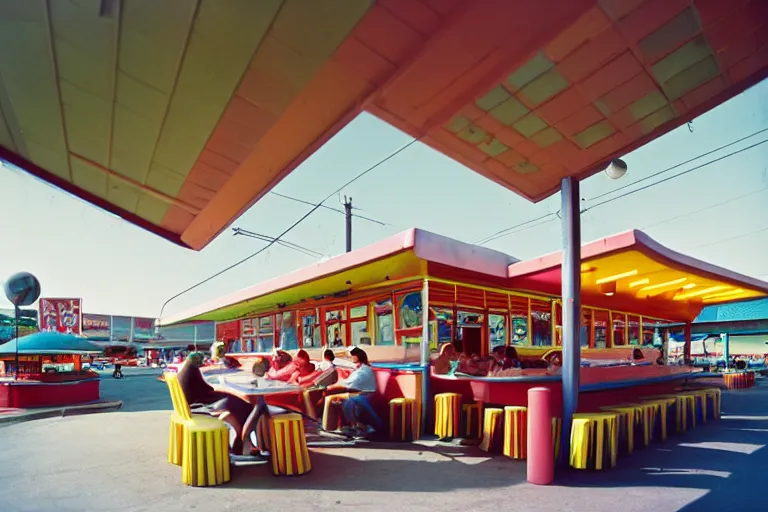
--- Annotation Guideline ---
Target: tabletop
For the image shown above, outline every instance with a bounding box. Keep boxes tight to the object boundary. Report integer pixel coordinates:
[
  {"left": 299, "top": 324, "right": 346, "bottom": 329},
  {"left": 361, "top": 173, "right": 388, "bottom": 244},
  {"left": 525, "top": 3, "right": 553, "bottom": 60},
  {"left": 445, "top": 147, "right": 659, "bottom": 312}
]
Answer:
[{"left": 206, "top": 372, "right": 301, "bottom": 403}]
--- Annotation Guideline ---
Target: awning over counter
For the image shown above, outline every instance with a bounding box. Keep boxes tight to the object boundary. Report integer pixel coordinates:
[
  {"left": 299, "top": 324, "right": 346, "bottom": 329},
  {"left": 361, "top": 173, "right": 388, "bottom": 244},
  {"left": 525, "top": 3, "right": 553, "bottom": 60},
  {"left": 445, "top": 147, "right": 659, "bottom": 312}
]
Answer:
[{"left": 508, "top": 230, "right": 768, "bottom": 321}]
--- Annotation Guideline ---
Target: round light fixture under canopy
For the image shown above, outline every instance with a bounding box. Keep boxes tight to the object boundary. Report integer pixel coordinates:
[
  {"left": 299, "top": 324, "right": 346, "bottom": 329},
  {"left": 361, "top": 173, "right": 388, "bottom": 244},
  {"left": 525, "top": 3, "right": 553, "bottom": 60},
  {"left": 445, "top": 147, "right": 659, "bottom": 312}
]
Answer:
[{"left": 604, "top": 158, "right": 628, "bottom": 180}]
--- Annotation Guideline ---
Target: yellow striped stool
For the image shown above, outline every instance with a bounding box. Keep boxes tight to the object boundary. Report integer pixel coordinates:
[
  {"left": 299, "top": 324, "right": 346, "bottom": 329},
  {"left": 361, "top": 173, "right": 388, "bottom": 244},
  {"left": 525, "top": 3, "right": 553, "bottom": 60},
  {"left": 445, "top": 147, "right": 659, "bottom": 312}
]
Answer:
[
  {"left": 552, "top": 417, "right": 562, "bottom": 461},
  {"left": 600, "top": 406, "right": 636, "bottom": 454},
  {"left": 434, "top": 392, "right": 462, "bottom": 439},
  {"left": 699, "top": 388, "right": 721, "bottom": 420},
  {"left": 164, "top": 372, "right": 230, "bottom": 486},
  {"left": 639, "top": 397, "right": 675, "bottom": 441},
  {"left": 322, "top": 393, "right": 352, "bottom": 431},
  {"left": 651, "top": 394, "right": 696, "bottom": 433},
  {"left": 389, "top": 397, "right": 421, "bottom": 441},
  {"left": 479, "top": 407, "right": 504, "bottom": 453},
  {"left": 503, "top": 406, "right": 527, "bottom": 459},
  {"left": 462, "top": 402, "right": 483, "bottom": 439},
  {"left": 570, "top": 413, "right": 619, "bottom": 471},
  {"left": 181, "top": 421, "right": 231, "bottom": 487},
  {"left": 724, "top": 371, "right": 753, "bottom": 389},
  {"left": 268, "top": 413, "right": 312, "bottom": 476},
  {"left": 672, "top": 393, "right": 697, "bottom": 433},
  {"left": 167, "top": 415, "right": 185, "bottom": 466},
  {"left": 688, "top": 390, "right": 709, "bottom": 424}
]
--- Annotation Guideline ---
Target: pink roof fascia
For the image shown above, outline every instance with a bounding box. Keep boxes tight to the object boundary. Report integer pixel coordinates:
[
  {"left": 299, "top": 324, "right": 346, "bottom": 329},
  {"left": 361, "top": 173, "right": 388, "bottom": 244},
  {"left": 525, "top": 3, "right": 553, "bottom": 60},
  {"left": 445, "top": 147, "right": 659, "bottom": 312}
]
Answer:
[
  {"left": 160, "top": 228, "right": 518, "bottom": 326},
  {"left": 508, "top": 229, "right": 768, "bottom": 294},
  {"left": 412, "top": 229, "right": 519, "bottom": 275}
]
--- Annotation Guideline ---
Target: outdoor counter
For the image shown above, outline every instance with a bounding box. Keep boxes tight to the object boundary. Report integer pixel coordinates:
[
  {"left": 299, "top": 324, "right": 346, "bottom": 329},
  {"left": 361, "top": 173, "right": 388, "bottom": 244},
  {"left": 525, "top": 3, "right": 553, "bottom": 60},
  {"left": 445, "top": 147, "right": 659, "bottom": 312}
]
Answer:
[
  {"left": 0, "top": 376, "right": 101, "bottom": 408},
  {"left": 430, "top": 365, "right": 712, "bottom": 416}
]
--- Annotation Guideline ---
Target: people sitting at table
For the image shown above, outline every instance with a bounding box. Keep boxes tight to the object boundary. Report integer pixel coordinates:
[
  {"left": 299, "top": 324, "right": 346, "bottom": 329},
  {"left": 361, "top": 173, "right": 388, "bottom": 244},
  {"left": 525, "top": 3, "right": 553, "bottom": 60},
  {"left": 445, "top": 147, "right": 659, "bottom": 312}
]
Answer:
[
  {"left": 495, "top": 346, "right": 522, "bottom": 371},
  {"left": 432, "top": 343, "right": 459, "bottom": 375},
  {"left": 319, "top": 349, "right": 336, "bottom": 371},
  {"left": 486, "top": 346, "right": 524, "bottom": 377},
  {"left": 176, "top": 352, "right": 254, "bottom": 454},
  {"left": 266, "top": 350, "right": 297, "bottom": 381},
  {"left": 251, "top": 356, "right": 269, "bottom": 377},
  {"left": 325, "top": 347, "right": 383, "bottom": 438},
  {"left": 456, "top": 353, "right": 492, "bottom": 376},
  {"left": 288, "top": 349, "right": 321, "bottom": 386}
]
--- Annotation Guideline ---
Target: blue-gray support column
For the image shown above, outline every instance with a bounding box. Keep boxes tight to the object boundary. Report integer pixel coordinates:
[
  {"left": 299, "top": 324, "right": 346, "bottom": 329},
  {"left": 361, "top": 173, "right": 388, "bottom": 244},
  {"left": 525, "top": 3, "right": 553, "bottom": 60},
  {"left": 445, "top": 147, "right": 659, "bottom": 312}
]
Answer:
[
  {"left": 560, "top": 176, "right": 581, "bottom": 465},
  {"left": 421, "top": 278, "right": 431, "bottom": 436},
  {"left": 722, "top": 333, "right": 729, "bottom": 370}
]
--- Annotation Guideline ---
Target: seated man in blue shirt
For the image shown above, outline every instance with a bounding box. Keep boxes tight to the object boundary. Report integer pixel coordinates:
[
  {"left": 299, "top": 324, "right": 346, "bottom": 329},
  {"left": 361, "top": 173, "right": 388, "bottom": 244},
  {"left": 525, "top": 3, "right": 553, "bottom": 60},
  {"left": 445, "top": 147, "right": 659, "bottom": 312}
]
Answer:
[{"left": 326, "top": 347, "right": 383, "bottom": 438}]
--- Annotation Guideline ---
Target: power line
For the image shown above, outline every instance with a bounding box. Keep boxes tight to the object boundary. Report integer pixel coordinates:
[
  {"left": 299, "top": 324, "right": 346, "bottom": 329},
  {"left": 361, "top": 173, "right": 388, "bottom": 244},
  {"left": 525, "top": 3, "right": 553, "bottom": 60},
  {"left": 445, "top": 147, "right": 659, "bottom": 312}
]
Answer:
[
  {"left": 475, "top": 212, "right": 557, "bottom": 245},
  {"left": 687, "top": 226, "right": 768, "bottom": 251},
  {"left": 582, "top": 139, "right": 768, "bottom": 213},
  {"left": 269, "top": 191, "right": 394, "bottom": 227},
  {"left": 158, "top": 138, "right": 418, "bottom": 320},
  {"left": 641, "top": 187, "right": 768, "bottom": 231},
  {"left": 586, "top": 127, "right": 768, "bottom": 201},
  {"left": 231, "top": 228, "right": 325, "bottom": 258},
  {"left": 475, "top": 137, "right": 768, "bottom": 246}
]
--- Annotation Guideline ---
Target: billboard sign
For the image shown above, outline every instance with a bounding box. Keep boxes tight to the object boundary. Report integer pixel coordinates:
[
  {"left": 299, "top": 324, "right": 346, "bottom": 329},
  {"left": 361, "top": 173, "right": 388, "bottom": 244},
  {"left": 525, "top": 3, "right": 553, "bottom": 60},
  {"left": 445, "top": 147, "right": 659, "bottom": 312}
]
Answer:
[
  {"left": 39, "top": 298, "right": 82, "bottom": 335},
  {"left": 82, "top": 314, "right": 111, "bottom": 340},
  {"left": 111, "top": 316, "right": 131, "bottom": 342},
  {"left": 132, "top": 317, "right": 155, "bottom": 342}
]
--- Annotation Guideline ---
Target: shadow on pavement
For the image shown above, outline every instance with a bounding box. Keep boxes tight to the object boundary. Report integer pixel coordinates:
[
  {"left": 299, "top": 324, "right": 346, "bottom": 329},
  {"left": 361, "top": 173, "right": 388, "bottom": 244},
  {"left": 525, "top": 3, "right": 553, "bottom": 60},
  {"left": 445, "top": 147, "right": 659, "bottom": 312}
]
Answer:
[
  {"left": 226, "top": 441, "right": 525, "bottom": 493},
  {"left": 556, "top": 383, "right": 768, "bottom": 511}
]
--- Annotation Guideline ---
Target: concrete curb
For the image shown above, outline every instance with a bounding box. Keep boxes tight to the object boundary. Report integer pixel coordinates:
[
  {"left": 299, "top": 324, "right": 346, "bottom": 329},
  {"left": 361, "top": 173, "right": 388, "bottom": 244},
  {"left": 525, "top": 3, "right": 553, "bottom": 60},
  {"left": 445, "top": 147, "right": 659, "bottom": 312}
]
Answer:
[{"left": 0, "top": 400, "right": 123, "bottom": 426}]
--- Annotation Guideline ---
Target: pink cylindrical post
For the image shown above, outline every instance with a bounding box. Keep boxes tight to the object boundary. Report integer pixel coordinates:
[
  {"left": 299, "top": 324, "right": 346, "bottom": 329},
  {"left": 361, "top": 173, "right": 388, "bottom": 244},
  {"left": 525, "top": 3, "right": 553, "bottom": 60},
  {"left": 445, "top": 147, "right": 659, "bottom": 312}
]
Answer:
[{"left": 527, "top": 387, "right": 554, "bottom": 485}]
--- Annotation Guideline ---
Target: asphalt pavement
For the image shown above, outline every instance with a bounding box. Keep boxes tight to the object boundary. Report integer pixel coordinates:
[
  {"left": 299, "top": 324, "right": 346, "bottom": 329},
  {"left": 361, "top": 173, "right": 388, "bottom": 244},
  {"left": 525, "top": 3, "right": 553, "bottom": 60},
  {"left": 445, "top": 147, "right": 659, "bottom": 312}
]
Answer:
[{"left": 0, "top": 373, "right": 766, "bottom": 512}]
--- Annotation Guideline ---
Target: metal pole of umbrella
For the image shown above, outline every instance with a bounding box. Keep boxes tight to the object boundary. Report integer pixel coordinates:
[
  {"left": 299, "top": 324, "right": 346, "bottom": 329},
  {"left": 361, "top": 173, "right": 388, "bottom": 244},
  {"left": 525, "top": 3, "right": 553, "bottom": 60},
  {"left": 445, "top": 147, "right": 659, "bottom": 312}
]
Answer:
[{"left": 14, "top": 305, "right": 19, "bottom": 380}]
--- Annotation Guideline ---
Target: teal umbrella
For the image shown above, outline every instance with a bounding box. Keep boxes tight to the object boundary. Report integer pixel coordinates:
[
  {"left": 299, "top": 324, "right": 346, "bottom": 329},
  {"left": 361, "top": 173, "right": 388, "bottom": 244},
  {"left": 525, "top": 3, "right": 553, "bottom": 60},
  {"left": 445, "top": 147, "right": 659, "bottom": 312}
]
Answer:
[{"left": 0, "top": 331, "right": 104, "bottom": 355}]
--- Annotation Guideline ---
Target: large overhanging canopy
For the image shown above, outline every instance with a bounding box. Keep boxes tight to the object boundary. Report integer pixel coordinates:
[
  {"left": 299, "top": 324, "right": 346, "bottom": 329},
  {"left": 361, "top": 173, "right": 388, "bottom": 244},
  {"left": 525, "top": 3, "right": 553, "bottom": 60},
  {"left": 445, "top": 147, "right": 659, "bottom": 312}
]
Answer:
[{"left": 1, "top": 0, "right": 766, "bottom": 249}]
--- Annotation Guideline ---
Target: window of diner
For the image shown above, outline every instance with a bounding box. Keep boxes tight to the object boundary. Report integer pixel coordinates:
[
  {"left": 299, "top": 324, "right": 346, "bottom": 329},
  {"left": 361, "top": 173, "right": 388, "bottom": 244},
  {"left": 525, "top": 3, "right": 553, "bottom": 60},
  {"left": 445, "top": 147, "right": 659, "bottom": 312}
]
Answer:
[
  {"left": 554, "top": 301, "right": 562, "bottom": 346},
  {"left": 594, "top": 310, "right": 609, "bottom": 348},
  {"left": 256, "top": 315, "right": 275, "bottom": 352},
  {"left": 278, "top": 311, "right": 299, "bottom": 350},
  {"left": 241, "top": 318, "right": 257, "bottom": 352},
  {"left": 510, "top": 295, "right": 529, "bottom": 345},
  {"left": 581, "top": 308, "right": 592, "bottom": 347},
  {"left": 642, "top": 318, "right": 664, "bottom": 346},
  {"left": 641, "top": 319, "right": 655, "bottom": 346},
  {"left": 489, "top": 313, "right": 506, "bottom": 350},
  {"left": 432, "top": 307, "right": 454, "bottom": 350},
  {"left": 398, "top": 291, "right": 423, "bottom": 329},
  {"left": 349, "top": 305, "right": 370, "bottom": 345},
  {"left": 326, "top": 308, "right": 346, "bottom": 347},
  {"left": 627, "top": 315, "right": 640, "bottom": 345},
  {"left": 612, "top": 312, "right": 627, "bottom": 346},
  {"left": 373, "top": 298, "right": 394, "bottom": 345},
  {"left": 299, "top": 310, "right": 321, "bottom": 348},
  {"left": 457, "top": 311, "right": 484, "bottom": 355},
  {"left": 530, "top": 299, "right": 552, "bottom": 346}
]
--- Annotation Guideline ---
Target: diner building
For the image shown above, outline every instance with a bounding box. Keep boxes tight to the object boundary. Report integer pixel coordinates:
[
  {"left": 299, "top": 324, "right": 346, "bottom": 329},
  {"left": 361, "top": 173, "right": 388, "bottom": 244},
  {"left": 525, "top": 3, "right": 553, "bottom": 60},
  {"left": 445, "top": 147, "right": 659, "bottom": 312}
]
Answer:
[{"left": 160, "top": 228, "right": 768, "bottom": 365}]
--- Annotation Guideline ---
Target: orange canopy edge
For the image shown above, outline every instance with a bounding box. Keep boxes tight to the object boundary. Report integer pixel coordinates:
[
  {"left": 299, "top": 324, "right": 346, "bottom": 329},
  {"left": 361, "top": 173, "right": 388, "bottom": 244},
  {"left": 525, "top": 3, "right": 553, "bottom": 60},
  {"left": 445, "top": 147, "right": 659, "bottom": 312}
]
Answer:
[{"left": 1, "top": 0, "right": 766, "bottom": 249}]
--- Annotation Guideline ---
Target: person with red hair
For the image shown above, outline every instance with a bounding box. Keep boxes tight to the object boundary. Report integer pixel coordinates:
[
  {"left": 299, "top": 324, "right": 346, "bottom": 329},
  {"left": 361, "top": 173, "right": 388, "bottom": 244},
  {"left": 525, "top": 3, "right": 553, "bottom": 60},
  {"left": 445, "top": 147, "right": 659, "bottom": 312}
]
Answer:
[
  {"left": 288, "top": 349, "right": 320, "bottom": 386},
  {"left": 266, "top": 350, "right": 297, "bottom": 382}
]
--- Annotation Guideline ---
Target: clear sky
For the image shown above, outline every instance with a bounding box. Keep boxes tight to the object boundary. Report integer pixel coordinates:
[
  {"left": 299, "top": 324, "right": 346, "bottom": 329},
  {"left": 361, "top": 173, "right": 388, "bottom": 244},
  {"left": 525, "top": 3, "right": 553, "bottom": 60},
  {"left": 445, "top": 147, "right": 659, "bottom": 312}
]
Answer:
[{"left": 1, "top": 79, "right": 767, "bottom": 320}]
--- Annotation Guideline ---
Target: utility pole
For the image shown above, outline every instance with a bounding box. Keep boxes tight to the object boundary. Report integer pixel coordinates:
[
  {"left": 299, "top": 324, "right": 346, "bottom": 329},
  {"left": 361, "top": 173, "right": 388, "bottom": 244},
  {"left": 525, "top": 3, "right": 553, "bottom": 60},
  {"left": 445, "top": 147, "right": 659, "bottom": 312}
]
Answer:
[{"left": 344, "top": 196, "right": 352, "bottom": 252}]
